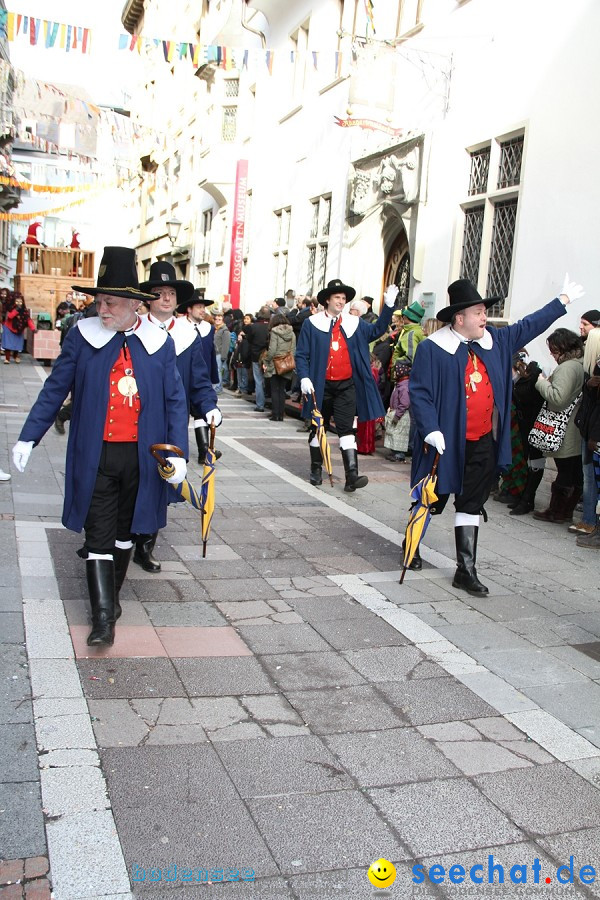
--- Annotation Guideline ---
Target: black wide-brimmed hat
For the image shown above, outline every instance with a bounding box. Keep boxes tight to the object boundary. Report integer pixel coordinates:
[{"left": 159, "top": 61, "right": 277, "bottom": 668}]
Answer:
[
  {"left": 140, "top": 261, "right": 194, "bottom": 304},
  {"left": 317, "top": 278, "right": 356, "bottom": 305},
  {"left": 72, "top": 246, "right": 157, "bottom": 302},
  {"left": 176, "top": 289, "right": 214, "bottom": 315},
  {"left": 436, "top": 279, "right": 498, "bottom": 323}
]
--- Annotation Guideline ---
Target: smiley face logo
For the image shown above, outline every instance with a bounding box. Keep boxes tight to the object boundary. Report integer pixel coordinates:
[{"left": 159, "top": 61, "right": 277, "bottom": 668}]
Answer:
[{"left": 367, "top": 858, "right": 397, "bottom": 888}]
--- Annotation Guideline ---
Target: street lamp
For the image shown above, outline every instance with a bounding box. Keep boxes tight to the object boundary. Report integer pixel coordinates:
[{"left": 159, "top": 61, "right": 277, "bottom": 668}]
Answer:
[{"left": 166, "top": 217, "right": 182, "bottom": 246}]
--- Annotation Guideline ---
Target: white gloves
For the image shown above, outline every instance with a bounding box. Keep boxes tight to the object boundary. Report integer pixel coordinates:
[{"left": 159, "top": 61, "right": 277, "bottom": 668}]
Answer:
[
  {"left": 12, "top": 440, "right": 34, "bottom": 473},
  {"left": 559, "top": 273, "right": 584, "bottom": 305},
  {"left": 300, "top": 378, "right": 314, "bottom": 396},
  {"left": 165, "top": 457, "right": 187, "bottom": 485},
  {"left": 424, "top": 431, "right": 445, "bottom": 454},
  {"left": 205, "top": 408, "right": 222, "bottom": 427},
  {"left": 383, "top": 284, "right": 400, "bottom": 307}
]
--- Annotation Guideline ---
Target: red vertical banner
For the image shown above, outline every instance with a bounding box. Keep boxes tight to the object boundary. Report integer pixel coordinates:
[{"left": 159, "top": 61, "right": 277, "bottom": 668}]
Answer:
[{"left": 228, "top": 159, "right": 248, "bottom": 309}]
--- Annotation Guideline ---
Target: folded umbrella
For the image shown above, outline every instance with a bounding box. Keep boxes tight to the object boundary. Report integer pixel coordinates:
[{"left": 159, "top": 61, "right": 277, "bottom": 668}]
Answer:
[
  {"left": 399, "top": 451, "right": 440, "bottom": 584},
  {"left": 311, "top": 390, "right": 334, "bottom": 487},
  {"left": 201, "top": 424, "right": 217, "bottom": 558},
  {"left": 151, "top": 443, "right": 203, "bottom": 508}
]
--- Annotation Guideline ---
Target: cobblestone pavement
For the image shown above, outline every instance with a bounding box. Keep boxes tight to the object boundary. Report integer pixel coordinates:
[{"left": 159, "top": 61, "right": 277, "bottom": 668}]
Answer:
[{"left": 1, "top": 357, "right": 600, "bottom": 899}]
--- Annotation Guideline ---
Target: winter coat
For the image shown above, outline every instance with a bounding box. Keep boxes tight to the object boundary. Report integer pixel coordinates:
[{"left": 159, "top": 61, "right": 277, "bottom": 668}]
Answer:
[
  {"left": 535, "top": 357, "right": 584, "bottom": 459},
  {"left": 576, "top": 363, "right": 600, "bottom": 457},
  {"left": 295, "top": 305, "right": 393, "bottom": 422},
  {"left": 391, "top": 322, "right": 425, "bottom": 370},
  {"left": 213, "top": 323, "right": 232, "bottom": 359},
  {"left": 264, "top": 323, "right": 296, "bottom": 378},
  {"left": 243, "top": 320, "right": 270, "bottom": 362},
  {"left": 410, "top": 297, "right": 567, "bottom": 495},
  {"left": 18, "top": 316, "right": 189, "bottom": 535},
  {"left": 389, "top": 378, "right": 410, "bottom": 419}
]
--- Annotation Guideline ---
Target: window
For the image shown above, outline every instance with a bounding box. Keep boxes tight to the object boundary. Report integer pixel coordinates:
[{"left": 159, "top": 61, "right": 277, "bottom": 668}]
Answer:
[
  {"left": 196, "top": 264, "right": 209, "bottom": 290},
  {"left": 222, "top": 106, "right": 237, "bottom": 142},
  {"left": 305, "top": 195, "right": 331, "bottom": 294},
  {"left": 201, "top": 209, "right": 212, "bottom": 264},
  {"left": 224, "top": 78, "right": 239, "bottom": 98},
  {"left": 273, "top": 206, "right": 291, "bottom": 295},
  {"left": 290, "top": 21, "right": 309, "bottom": 105},
  {"left": 458, "top": 131, "right": 524, "bottom": 318}
]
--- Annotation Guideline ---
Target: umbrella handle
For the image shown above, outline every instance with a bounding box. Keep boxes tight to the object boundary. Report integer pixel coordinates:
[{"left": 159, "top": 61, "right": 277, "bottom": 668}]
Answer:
[
  {"left": 208, "top": 423, "right": 216, "bottom": 451},
  {"left": 150, "top": 443, "right": 185, "bottom": 467}
]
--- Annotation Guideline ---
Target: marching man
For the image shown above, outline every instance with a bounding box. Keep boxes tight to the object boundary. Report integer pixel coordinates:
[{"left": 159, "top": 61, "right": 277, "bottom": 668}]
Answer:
[
  {"left": 295, "top": 278, "right": 398, "bottom": 491},
  {"left": 137, "top": 261, "right": 221, "bottom": 572},
  {"left": 12, "top": 247, "right": 190, "bottom": 646}
]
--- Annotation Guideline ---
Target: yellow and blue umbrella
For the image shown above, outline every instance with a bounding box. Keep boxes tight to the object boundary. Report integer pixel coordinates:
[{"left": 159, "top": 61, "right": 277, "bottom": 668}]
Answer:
[
  {"left": 201, "top": 425, "right": 217, "bottom": 557},
  {"left": 400, "top": 452, "right": 440, "bottom": 584},
  {"left": 310, "top": 391, "right": 334, "bottom": 487}
]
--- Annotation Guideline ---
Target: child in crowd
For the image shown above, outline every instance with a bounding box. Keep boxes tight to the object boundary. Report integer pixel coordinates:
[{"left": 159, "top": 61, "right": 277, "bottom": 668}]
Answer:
[{"left": 384, "top": 360, "right": 411, "bottom": 461}]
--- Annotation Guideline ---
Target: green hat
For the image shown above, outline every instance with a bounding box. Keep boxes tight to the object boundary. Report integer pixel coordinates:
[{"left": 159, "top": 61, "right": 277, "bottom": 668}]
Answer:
[{"left": 401, "top": 301, "right": 425, "bottom": 323}]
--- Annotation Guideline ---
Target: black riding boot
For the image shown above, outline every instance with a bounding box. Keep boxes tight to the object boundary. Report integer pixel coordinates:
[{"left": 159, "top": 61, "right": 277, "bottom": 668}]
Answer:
[
  {"left": 452, "top": 526, "right": 489, "bottom": 596},
  {"left": 195, "top": 425, "right": 209, "bottom": 465},
  {"left": 133, "top": 533, "right": 161, "bottom": 572},
  {"left": 195, "top": 424, "right": 222, "bottom": 464},
  {"left": 401, "top": 539, "right": 422, "bottom": 571},
  {"left": 341, "top": 448, "right": 368, "bottom": 492},
  {"left": 86, "top": 559, "right": 116, "bottom": 646},
  {"left": 309, "top": 445, "right": 323, "bottom": 486},
  {"left": 509, "top": 468, "right": 544, "bottom": 516},
  {"left": 113, "top": 547, "right": 132, "bottom": 620}
]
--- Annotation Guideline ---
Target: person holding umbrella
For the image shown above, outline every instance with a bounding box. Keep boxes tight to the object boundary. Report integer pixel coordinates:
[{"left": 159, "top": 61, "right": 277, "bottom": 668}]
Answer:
[
  {"left": 138, "top": 261, "right": 222, "bottom": 572},
  {"left": 295, "top": 278, "right": 398, "bottom": 491},
  {"left": 11, "top": 247, "right": 189, "bottom": 646},
  {"left": 406, "top": 275, "right": 585, "bottom": 595}
]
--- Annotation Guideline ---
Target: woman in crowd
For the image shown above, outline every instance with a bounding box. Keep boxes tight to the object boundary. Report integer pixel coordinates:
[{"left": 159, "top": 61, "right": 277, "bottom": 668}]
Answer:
[
  {"left": 264, "top": 312, "right": 296, "bottom": 421},
  {"left": 2, "top": 293, "right": 35, "bottom": 364},
  {"left": 533, "top": 328, "right": 585, "bottom": 523},
  {"left": 508, "top": 350, "right": 546, "bottom": 515},
  {"left": 573, "top": 327, "right": 600, "bottom": 539}
]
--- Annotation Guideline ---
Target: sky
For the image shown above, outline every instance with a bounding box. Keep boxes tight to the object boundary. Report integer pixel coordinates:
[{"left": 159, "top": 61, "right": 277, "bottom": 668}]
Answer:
[{"left": 7, "top": 0, "right": 139, "bottom": 107}]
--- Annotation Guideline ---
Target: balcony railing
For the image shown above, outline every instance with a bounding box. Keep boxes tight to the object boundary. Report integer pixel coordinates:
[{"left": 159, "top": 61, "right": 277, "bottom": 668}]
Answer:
[{"left": 16, "top": 245, "right": 95, "bottom": 279}]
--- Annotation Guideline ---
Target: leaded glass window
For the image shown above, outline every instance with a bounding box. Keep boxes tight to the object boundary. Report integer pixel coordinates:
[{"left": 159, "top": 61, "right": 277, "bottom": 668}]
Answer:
[
  {"left": 460, "top": 205, "right": 484, "bottom": 284},
  {"left": 486, "top": 198, "right": 518, "bottom": 316},
  {"left": 497, "top": 136, "right": 523, "bottom": 189},
  {"left": 468, "top": 147, "right": 490, "bottom": 196}
]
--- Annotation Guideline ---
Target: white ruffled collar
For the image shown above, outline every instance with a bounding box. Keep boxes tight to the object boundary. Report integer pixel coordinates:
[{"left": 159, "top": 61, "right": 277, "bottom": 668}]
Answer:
[
  {"left": 77, "top": 315, "right": 167, "bottom": 354},
  {"left": 428, "top": 324, "right": 494, "bottom": 355},
  {"left": 308, "top": 309, "right": 360, "bottom": 337}
]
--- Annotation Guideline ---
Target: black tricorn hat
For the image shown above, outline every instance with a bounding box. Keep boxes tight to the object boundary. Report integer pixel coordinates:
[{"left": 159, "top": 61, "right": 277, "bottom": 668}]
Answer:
[
  {"left": 72, "top": 246, "right": 157, "bottom": 302},
  {"left": 436, "top": 279, "right": 498, "bottom": 323},
  {"left": 140, "top": 260, "right": 194, "bottom": 304},
  {"left": 175, "top": 289, "right": 214, "bottom": 315},
  {"left": 317, "top": 278, "right": 356, "bottom": 305}
]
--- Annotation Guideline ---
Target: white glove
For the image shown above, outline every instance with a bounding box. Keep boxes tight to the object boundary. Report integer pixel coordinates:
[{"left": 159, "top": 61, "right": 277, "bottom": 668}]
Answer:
[
  {"left": 205, "top": 408, "right": 222, "bottom": 427},
  {"left": 165, "top": 457, "right": 187, "bottom": 485},
  {"left": 12, "top": 440, "right": 34, "bottom": 472},
  {"left": 424, "top": 431, "right": 445, "bottom": 454},
  {"left": 383, "top": 284, "right": 400, "bottom": 307},
  {"left": 559, "top": 272, "right": 584, "bottom": 305},
  {"left": 300, "top": 378, "right": 314, "bottom": 396}
]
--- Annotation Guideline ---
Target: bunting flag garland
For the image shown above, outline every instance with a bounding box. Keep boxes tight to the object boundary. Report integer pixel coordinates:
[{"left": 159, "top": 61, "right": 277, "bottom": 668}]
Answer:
[
  {"left": 0, "top": 9, "right": 91, "bottom": 53},
  {"left": 0, "top": 174, "right": 115, "bottom": 193},
  {"left": 0, "top": 184, "right": 119, "bottom": 221}
]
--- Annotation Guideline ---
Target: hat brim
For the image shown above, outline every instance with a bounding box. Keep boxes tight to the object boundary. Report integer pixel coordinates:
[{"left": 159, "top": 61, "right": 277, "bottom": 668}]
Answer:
[
  {"left": 317, "top": 283, "right": 356, "bottom": 304},
  {"left": 140, "top": 279, "right": 195, "bottom": 304},
  {"left": 436, "top": 297, "right": 497, "bottom": 323},
  {"left": 176, "top": 296, "right": 214, "bottom": 314},
  {"left": 71, "top": 284, "right": 158, "bottom": 302}
]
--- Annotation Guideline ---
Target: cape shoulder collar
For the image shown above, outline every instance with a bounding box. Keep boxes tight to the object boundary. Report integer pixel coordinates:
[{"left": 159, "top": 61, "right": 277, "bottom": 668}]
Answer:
[
  {"left": 77, "top": 315, "right": 167, "bottom": 354},
  {"left": 309, "top": 310, "right": 360, "bottom": 337},
  {"left": 428, "top": 324, "right": 493, "bottom": 355},
  {"left": 192, "top": 319, "right": 212, "bottom": 338},
  {"left": 169, "top": 317, "right": 197, "bottom": 355}
]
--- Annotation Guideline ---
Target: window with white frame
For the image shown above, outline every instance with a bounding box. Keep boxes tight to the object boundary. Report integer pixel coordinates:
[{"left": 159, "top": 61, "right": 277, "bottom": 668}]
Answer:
[
  {"left": 196, "top": 264, "right": 209, "bottom": 290},
  {"left": 459, "top": 132, "right": 524, "bottom": 318},
  {"left": 221, "top": 77, "right": 239, "bottom": 141},
  {"left": 289, "top": 20, "right": 309, "bottom": 106},
  {"left": 273, "top": 206, "right": 290, "bottom": 295},
  {"left": 201, "top": 209, "right": 212, "bottom": 264},
  {"left": 305, "top": 195, "right": 331, "bottom": 295}
]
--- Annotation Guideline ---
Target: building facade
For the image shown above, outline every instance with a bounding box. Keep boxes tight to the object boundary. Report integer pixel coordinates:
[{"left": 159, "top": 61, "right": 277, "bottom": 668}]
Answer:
[{"left": 123, "top": 0, "right": 599, "bottom": 362}]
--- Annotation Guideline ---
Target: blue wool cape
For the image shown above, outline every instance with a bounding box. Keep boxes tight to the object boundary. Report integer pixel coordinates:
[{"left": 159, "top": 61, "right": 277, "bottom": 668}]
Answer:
[
  {"left": 295, "top": 304, "right": 393, "bottom": 421},
  {"left": 409, "top": 297, "right": 567, "bottom": 494},
  {"left": 19, "top": 316, "right": 189, "bottom": 534}
]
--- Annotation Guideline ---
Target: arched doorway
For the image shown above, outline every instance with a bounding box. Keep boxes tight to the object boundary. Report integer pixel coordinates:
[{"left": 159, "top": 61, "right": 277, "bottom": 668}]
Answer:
[{"left": 383, "top": 231, "right": 410, "bottom": 309}]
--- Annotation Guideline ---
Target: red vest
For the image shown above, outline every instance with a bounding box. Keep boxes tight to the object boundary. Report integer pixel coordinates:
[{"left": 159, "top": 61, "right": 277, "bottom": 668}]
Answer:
[
  {"left": 326, "top": 317, "right": 352, "bottom": 381},
  {"left": 465, "top": 350, "right": 493, "bottom": 440},
  {"left": 103, "top": 344, "right": 141, "bottom": 442}
]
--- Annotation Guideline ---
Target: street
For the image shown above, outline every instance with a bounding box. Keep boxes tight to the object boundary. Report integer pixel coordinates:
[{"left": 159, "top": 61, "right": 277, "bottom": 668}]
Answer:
[{"left": 1, "top": 356, "right": 600, "bottom": 899}]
